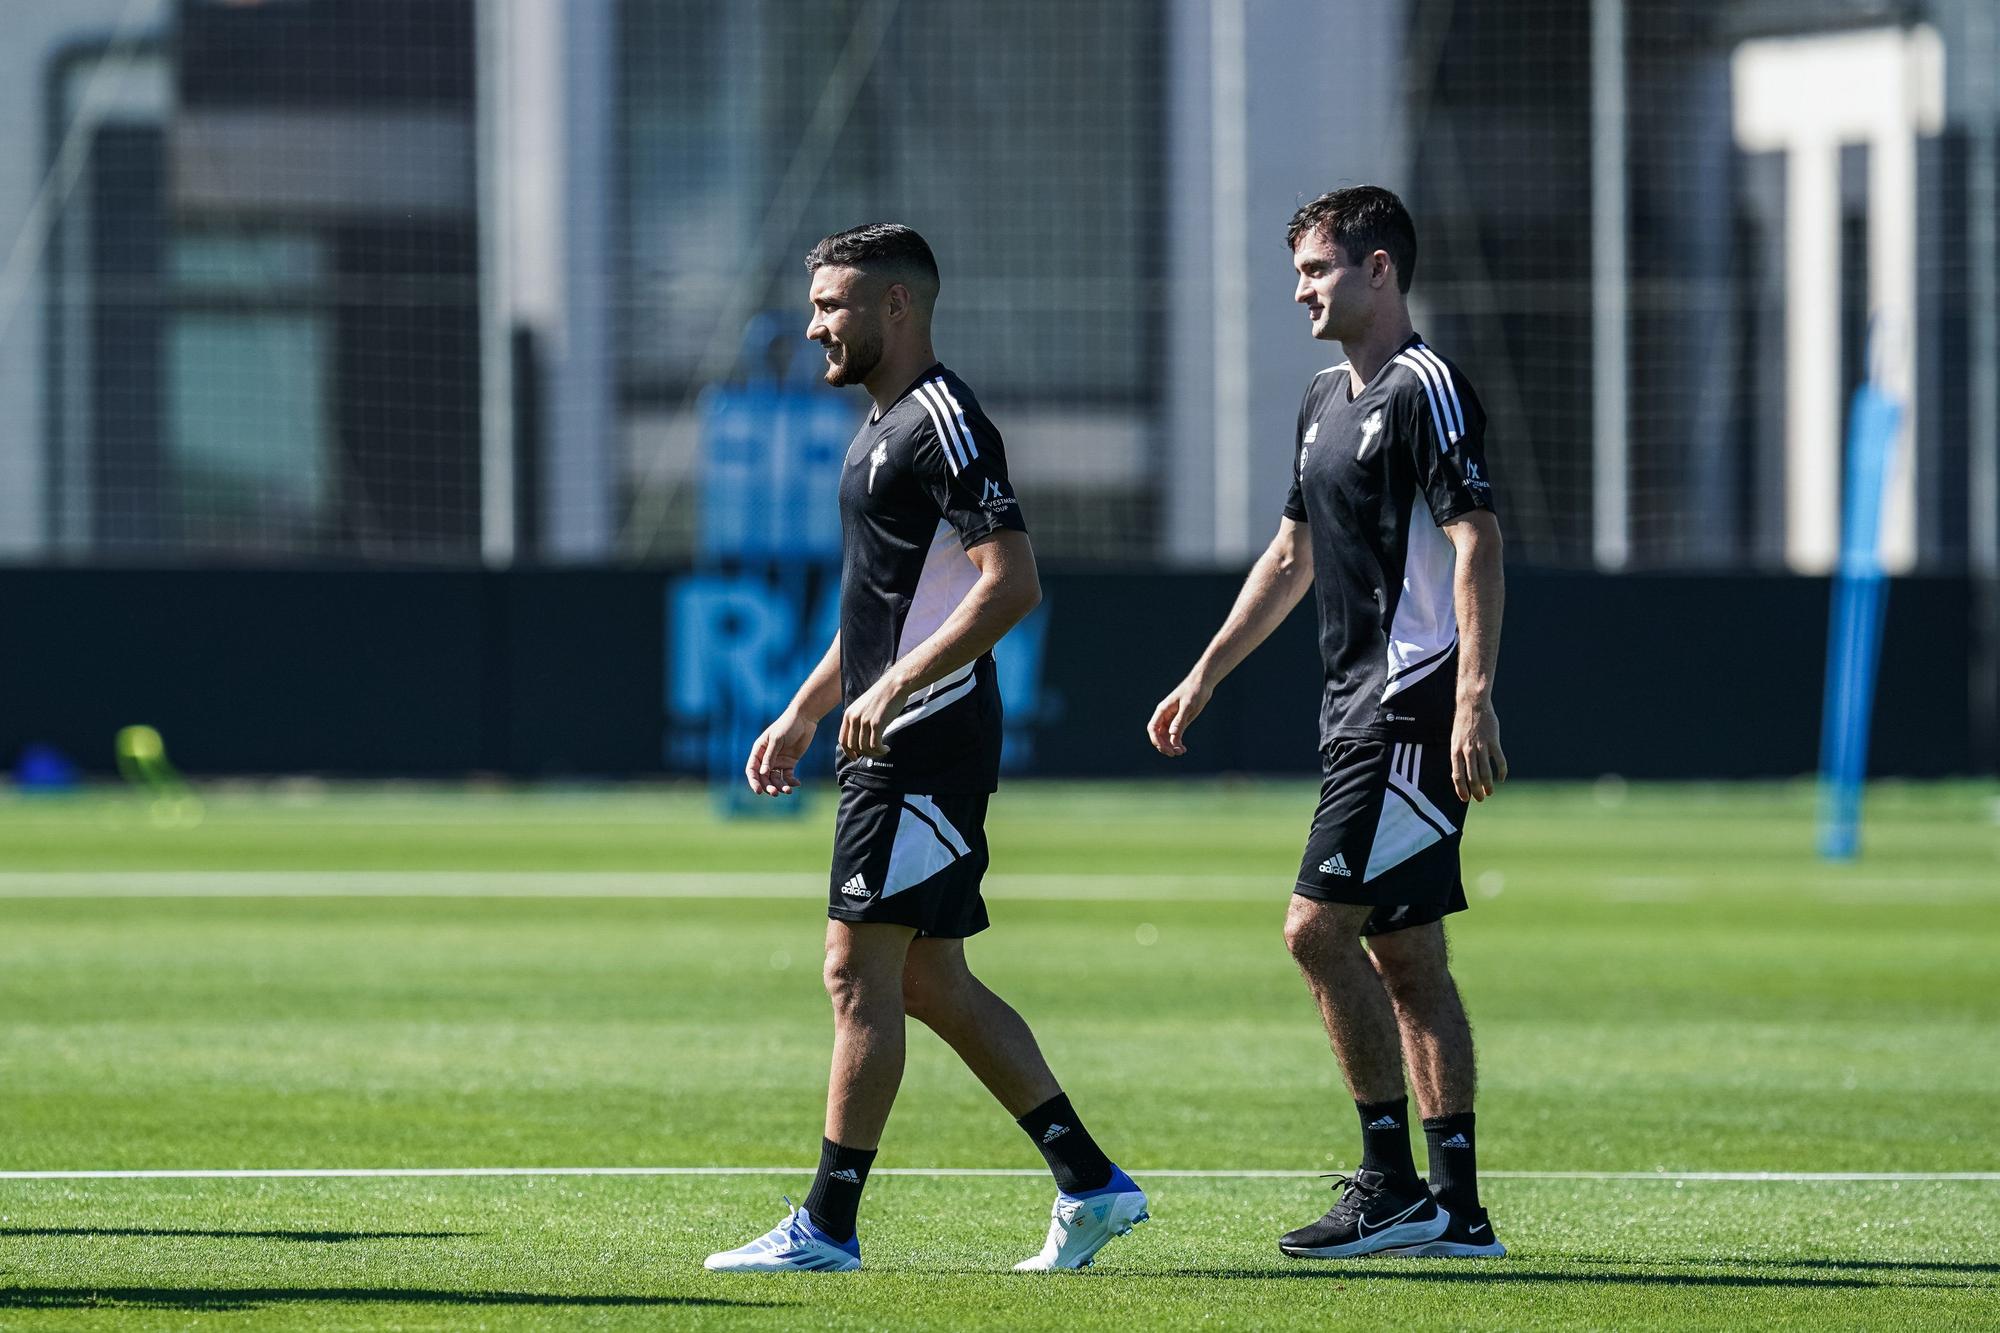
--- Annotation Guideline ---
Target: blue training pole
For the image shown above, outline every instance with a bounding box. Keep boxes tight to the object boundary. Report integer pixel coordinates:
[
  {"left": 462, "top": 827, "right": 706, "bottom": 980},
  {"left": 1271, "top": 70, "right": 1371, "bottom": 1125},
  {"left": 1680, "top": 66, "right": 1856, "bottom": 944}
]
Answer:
[{"left": 1816, "top": 373, "right": 1903, "bottom": 860}]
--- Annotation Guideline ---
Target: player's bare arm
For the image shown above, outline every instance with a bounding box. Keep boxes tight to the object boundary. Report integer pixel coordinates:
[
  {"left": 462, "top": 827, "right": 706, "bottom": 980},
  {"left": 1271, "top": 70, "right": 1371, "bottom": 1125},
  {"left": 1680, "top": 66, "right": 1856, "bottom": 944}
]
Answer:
[
  {"left": 1443, "top": 509, "right": 1506, "bottom": 802},
  {"left": 745, "top": 632, "right": 842, "bottom": 797},
  {"left": 840, "top": 529, "right": 1042, "bottom": 759},
  {"left": 1148, "top": 517, "right": 1313, "bottom": 756}
]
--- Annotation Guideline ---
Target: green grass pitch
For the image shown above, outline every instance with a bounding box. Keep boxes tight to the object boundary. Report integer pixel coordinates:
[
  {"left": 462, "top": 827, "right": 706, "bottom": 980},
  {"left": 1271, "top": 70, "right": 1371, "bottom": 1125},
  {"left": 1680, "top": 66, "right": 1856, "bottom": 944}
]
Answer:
[{"left": 0, "top": 779, "right": 1994, "bottom": 1329}]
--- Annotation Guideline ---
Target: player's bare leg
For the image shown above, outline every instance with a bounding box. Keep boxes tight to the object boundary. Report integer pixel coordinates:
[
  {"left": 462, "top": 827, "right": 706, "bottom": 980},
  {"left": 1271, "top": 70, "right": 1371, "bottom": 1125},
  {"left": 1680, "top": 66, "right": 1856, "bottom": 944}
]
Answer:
[
  {"left": 901, "top": 937, "right": 1147, "bottom": 1270},
  {"left": 901, "top": 937, "right": 1060, "bottom": 1114},
  {"left": 1276, "top": 895, "right": 1449, "bottom": 1258},
  {"left": 1283, "top": 897, "right": 1407, "bottom": 1101},
  {"left": 822, "top": 920, "right": 919, "bottom": 1148},
  {"left": 1368, "top": 923, "right": 1475, "bottom": 1117},
  {"left": 705, "top": 919, "right": 912, "bottom": 1272},
  {"left": 1368, "top": 921, "right": 1503, "bottom": 1258}
]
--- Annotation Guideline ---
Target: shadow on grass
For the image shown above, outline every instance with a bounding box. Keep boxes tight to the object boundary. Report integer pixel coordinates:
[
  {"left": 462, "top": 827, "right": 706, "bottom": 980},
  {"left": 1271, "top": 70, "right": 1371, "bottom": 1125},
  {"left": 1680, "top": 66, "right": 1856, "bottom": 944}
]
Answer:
[
  {"left": 0, "top": 1228, "right": 475, "bottom": 1244},
  {"left": 1154, "top": 1267, "right": 1972, "bottom": 1290},
  {"left": 0, "top": 1288, "right": 775, "bottom": 1313},
  {"left": 1566, "top": 1256, "right": 2000, "bottom": 1277}
]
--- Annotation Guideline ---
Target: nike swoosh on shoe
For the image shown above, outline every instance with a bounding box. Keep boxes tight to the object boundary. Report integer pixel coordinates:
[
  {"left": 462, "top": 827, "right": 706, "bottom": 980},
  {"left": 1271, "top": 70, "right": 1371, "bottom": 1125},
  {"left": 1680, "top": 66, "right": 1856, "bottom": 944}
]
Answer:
[{"left": 1357, "top": 1196, "right": 1425, "bottom": 1238}]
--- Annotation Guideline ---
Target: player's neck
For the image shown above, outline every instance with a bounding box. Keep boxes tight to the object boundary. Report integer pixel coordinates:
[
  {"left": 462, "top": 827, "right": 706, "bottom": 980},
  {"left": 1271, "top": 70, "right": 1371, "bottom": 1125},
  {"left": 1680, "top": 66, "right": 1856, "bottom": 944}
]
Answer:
[
  {"left": 864, "top": 343, "right": 941, "bottom": 415},
  {"left": 1340, "top": 308, "right": 1416, "bottom": 391}
]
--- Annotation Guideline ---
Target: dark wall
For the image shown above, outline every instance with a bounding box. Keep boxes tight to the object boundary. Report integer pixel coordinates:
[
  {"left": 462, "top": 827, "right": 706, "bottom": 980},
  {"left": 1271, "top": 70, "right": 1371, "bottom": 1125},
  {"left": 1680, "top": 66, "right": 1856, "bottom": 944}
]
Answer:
[{"left": 0, "top": 568, "right": 1981, "bottom": 780}]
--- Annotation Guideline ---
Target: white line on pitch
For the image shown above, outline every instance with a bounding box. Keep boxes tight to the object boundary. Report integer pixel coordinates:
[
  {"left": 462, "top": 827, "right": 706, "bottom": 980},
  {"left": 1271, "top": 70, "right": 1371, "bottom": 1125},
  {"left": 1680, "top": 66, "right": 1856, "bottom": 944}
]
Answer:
[
  {"left": 0, "top": 873, "right": 1276, "bottom": 901},
  {"left": 0, "top": 871, "right": 1990, "bottom": 901},
  {"left": 0, "top": 1167, "right": 1991, "bottom": 1182}
]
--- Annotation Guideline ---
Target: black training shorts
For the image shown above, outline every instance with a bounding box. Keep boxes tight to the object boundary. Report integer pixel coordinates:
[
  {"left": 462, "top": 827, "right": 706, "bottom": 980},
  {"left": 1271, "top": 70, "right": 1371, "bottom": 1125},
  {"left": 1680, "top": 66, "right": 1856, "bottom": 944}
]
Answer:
[
  {"left": 827, "top": 784, "right": 991, "bottom": 939},
  {"left": 1294, "top": 737, "right": 1469, "bottom": 935}
]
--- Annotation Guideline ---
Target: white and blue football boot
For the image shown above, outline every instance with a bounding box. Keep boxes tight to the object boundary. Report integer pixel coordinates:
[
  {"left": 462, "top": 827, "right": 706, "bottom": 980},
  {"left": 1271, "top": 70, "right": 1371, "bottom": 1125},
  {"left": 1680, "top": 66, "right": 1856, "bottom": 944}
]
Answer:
[
  {"left": 1013, "top": 1165, "right": 1150, "bottom": 1271},
  {"left": 703, "top": 1199, "right": 862, "bottom": 1272}
]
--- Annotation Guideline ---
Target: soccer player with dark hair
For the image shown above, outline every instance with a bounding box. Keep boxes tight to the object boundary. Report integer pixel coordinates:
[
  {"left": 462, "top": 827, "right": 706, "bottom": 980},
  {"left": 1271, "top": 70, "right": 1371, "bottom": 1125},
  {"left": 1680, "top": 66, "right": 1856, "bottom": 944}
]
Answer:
[
  {"left": 705, "top": 223, "right": 1146, "bottom": 1274},
  {"left": 1149, "top": 186, "right": 1508, "bottom": 1260}
]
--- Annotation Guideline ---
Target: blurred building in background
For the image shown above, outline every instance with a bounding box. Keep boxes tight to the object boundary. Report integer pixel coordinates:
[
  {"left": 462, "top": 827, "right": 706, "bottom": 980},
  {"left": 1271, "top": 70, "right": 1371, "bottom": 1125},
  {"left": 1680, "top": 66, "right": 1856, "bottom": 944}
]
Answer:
[{"left": 0, "top": 0, "right": 1993, "bottom": 574}]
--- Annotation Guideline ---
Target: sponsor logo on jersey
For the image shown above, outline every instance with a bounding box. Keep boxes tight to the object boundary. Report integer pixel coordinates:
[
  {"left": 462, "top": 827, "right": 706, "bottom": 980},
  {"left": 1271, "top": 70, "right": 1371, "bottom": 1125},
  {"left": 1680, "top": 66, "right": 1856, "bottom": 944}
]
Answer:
[
  {"left": 1318, "top": 852, "right": 1352, "bottom": 878},
  {"left": 840, "top": 875, "right": 872, "bottom": 898},
  {"left": 1304, "top": 422, "right": 1320, "bottom": 444},
  {"left": 979, "top": 476, "right": 1018, "bottom": 512}
]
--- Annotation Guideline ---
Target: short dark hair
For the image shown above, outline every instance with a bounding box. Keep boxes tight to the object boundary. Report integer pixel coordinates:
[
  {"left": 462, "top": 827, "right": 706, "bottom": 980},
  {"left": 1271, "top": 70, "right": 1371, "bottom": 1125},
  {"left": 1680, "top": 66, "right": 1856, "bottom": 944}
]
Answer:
[
  {"left": 805, "top": 223, "right": 940, "bottom": 296},
  {"left": 1285, "top": 186, "right": 1417, "bottom": 294}
]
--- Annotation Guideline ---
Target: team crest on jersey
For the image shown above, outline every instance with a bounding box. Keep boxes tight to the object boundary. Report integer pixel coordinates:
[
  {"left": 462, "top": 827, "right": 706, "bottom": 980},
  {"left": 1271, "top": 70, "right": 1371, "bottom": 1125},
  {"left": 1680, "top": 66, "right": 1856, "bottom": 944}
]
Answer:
[
  {"left": 1303, "top": 422, "right": 1320, "bottom": 445},
  {"left": 868, "top": 439, "right": 889, "bottom": 492},
  {"left": 1358, "top": 409, "right": 1385, "bottom": 460}
]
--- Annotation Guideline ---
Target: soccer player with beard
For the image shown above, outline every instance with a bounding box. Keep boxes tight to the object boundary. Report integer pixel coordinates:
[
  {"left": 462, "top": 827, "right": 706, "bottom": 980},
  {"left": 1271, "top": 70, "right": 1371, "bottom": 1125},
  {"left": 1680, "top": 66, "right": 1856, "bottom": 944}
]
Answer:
[
  {"left": 705, "top": 224, "right": 1146, "bottom": 1274},
  {"left": 1149, "top": 187, "right": 1508, "bottom": 1260}
]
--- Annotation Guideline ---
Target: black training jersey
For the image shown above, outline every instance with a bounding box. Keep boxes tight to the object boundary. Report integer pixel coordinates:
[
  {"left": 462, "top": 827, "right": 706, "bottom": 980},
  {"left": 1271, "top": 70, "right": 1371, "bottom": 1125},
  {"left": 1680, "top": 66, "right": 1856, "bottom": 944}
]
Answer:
[
  {"left": 1282, "top": 335, "right": 1496, "bottom": 747},
  {"left": 836, "top": 364, "right": 1028, "bottom": 793}
]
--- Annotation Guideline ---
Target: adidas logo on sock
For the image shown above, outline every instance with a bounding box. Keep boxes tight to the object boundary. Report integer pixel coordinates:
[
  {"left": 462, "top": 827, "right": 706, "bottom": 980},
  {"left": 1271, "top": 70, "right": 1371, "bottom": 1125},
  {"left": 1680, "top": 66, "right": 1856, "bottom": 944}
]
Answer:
[
  {"left": 1366, "top": 1115, "right": 1401, "bottom": 1130},
  {"left": 1318, "top": 852, "right": 1352, "bottom": 877},
  {"left": 1041, "top": 1123, "right": 1070, "bottom": 1144},
  {"left": 839, "top": 875, "right": 871, "bottom": 898},
  {"left": 1439, "top": 1133, "right": 1470, "bottom": 1149},
  {"left": 830, "top": 1168, "right": 861, "bottom": 1183}
]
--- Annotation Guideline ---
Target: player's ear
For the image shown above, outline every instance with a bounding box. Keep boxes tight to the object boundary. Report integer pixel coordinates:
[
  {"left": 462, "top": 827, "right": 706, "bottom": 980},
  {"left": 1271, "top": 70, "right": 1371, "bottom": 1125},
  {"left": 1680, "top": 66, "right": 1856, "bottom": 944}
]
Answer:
[
  {"left": 883, "top": 280, "right": 911, "bottom": 322},
  {"left": 1371, "top": 250, "right": 1392, "bottom": 289}
]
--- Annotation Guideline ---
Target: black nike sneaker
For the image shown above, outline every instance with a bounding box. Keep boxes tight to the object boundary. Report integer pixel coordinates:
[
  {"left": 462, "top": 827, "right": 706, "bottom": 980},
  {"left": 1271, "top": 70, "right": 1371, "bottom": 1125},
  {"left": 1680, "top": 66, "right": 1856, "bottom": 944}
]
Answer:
[
  {"left": 1277, "top": 1168, "right": 1450, "bottom": 1259},
  {"left": 1377, "top": 1195, "right": 1506, "bottom": 1258}
]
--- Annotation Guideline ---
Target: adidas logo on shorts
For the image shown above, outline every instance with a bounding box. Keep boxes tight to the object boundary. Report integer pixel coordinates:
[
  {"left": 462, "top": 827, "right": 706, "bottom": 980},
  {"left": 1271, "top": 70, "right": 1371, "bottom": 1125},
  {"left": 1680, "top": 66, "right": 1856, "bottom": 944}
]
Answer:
[
  {"left": 1318, "top": 852, "right": 1352, "bottom": 878},
  {"left": 840, "top": 875, "right": 871, "bottom": 898}
]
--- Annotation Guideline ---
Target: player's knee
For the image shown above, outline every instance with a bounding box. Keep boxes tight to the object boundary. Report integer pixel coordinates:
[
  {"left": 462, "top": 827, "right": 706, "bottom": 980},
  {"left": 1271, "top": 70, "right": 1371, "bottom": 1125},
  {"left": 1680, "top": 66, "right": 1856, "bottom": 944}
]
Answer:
[
  {"left": 1371, "top": 937, "right": 1450, "bottom": 999},
  {"left": 900, "top": 969, "right": 940, "bottom": 1025},
  {"left": 901, "top": 962, "right": 970, "bottom": 1029},
  {"left": 1282, "top": 908, "right": 1331, "bottom": 963},
  {"left": 823, "top": 949, "right": 887, "bottom": 1019},
  {"left": 1283, "top": 896, "right": 1352, "bottom": 960}
]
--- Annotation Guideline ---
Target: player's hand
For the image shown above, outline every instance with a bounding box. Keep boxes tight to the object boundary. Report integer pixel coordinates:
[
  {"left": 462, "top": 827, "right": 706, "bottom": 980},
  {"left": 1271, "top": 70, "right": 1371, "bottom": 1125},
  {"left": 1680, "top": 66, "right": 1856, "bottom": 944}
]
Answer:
[
  {"left": 839, "top": 674, "right": 911, "bottom": 759},
  {"left": 1147, "top": 675, "right": 1212, "bottom": 756},
  {"left": 1449, "top": 697, "right": 1508, "bottom": 802},
  {"left": 745, "top": 709, "right": 816, "bottom": 796}
]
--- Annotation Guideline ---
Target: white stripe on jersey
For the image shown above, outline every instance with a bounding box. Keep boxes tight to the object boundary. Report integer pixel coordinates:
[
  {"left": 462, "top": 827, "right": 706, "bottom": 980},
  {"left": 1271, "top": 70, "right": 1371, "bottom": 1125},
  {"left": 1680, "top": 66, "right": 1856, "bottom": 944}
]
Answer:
[
  {"left": 930, "top": 378, "right": 981, "bottom": 466},
  {"left": 883, "top": 671, "right": 979, "bottom": 737},
  {"left": 1409, "top": 345, "right": 1465, "bottom": 438},
  {"left": 1393, "top": 350, "right": 1456, "bottom": 455},
  {"left": 1381, "top": 496, "right": 1460, "bottom": 701},
  {"left": 912, "top": 383, "right": 969, "bottom": 473},
  {"left": 905, "top": 659, "right": 976, "bottom": 707}
]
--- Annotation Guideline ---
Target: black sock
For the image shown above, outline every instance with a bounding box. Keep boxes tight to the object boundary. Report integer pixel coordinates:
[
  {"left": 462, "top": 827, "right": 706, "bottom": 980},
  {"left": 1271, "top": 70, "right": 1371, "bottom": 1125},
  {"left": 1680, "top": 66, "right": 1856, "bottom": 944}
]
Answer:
[
  {"left": 802, "top": 1138, "right": 876, "bottom": 1242},
  {"left": 1016, "top": 1092, "right": 1114, "bottom": 1194},
  {"left": 1423, "top": 1112, "right": 1480, "bottom": 1212},
  {"left": 1355, "top": 1097, "right": 1419, "bottom": 1184}
]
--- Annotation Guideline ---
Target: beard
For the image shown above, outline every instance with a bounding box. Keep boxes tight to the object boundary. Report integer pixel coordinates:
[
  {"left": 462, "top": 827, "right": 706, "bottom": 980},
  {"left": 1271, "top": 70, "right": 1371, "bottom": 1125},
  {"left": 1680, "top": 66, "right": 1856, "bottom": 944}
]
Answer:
[{"left": 821, "top": 326, "right": 884, "bottom": 387}]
